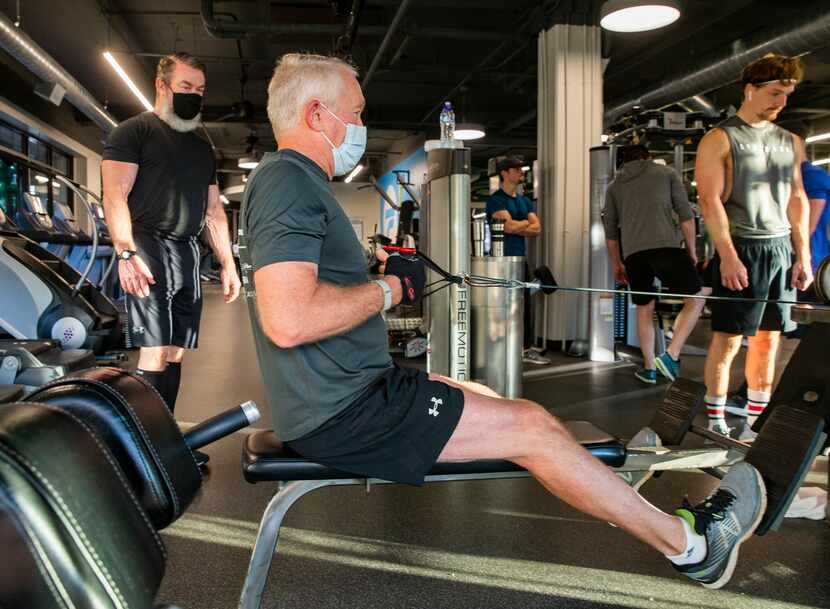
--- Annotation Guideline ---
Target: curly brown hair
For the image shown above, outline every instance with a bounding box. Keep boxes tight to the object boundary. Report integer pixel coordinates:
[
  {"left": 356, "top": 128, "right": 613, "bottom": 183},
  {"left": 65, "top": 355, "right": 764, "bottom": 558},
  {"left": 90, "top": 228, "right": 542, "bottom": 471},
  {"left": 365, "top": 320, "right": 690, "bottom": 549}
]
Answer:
[{"left": 741, "top": 53, "right": 804, "bottom": 88}]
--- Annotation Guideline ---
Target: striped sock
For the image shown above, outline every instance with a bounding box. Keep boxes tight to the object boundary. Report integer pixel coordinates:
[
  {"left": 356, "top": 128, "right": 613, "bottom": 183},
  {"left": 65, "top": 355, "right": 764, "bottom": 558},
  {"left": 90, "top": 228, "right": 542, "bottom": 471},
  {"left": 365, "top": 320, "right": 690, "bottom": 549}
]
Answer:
[
  {"left": 747, "top": 389, "right": 770, "bottom": 418},
  {"left": 705, "top": 394, "right": 727, "bottom": 420}
]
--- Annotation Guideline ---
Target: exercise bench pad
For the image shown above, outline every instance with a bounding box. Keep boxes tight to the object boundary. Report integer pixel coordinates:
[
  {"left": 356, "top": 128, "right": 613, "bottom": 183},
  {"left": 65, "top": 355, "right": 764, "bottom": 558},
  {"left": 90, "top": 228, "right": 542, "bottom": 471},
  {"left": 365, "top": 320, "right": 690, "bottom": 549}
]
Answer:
[{"left": 243, "top": 420, "right": 627, "bottom": 483}]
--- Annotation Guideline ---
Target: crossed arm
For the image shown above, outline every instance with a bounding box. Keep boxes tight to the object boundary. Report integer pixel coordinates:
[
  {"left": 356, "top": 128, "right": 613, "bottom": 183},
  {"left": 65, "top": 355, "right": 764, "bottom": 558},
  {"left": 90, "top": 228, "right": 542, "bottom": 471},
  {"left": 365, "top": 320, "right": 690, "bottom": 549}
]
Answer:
[{"left": 491, "top": 210, "right": 541, "bottom": 237}]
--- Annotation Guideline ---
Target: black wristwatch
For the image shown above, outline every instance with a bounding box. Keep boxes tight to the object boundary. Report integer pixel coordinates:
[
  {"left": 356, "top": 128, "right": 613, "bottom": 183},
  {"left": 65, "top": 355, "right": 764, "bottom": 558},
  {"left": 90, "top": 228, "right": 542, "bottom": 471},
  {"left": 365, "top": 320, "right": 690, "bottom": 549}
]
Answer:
[{"left": 117, "top": 249, "right": 138, "bottom": 261}]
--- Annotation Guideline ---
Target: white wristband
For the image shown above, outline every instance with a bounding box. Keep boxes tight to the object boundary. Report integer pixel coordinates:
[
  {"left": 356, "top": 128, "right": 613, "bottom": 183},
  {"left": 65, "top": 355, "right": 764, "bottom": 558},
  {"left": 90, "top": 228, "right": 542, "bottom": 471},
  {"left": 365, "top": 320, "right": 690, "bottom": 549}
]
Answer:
[{"left": 373, "top": 279, "right": 393, "bottom": 312}]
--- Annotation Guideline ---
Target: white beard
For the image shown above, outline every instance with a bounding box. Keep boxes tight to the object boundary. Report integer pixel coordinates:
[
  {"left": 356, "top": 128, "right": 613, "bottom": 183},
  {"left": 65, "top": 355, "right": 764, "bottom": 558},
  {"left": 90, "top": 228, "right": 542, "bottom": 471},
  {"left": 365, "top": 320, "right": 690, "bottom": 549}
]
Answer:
[{"left": 157, "top": 98, "right": 201, "bottom": 133}]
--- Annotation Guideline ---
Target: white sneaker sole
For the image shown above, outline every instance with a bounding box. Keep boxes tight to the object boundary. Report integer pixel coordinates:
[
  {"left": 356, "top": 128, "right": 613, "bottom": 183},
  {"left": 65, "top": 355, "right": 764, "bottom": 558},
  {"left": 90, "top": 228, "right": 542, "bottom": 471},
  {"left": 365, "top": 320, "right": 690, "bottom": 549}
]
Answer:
[
  {"left": 654, "top": 358, "right": 677, "bottom": 381},
  {"left": 702, "top": 466, "right": 767, "bottom": 589}
]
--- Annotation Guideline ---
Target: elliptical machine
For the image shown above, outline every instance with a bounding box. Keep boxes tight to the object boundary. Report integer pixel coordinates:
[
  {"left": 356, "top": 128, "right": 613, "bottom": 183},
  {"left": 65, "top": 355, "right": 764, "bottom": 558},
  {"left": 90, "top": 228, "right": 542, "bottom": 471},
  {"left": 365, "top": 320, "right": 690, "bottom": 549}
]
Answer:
[{"left": 0, "top": 154, "right": 121, "bottom": 354}]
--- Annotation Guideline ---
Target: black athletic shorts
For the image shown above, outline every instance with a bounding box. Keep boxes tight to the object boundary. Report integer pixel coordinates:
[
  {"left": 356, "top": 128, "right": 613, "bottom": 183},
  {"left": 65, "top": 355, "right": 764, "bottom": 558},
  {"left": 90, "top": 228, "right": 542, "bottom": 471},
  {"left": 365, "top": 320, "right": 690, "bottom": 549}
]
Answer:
[
  {"left": 624, "top": 247, "right": 702, "bottom": 305},
  {"left": 709, "top": 236, "right": 796, "bottom": 336},
  {"left": 126, "top": 232, "right": 203, "bottom": 349},
  {"left": 286, "top": 364, "right": 465, "bottom": 486}
]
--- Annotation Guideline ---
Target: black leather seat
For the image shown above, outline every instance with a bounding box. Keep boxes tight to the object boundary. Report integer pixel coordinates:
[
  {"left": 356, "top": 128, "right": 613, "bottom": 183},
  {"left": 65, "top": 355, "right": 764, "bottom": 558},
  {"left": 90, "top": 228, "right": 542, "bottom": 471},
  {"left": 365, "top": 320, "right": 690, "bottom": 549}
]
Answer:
[
  {"left": 243, "top": 420, "right": 627, "bottom": 483},
  {"left": 0, "top": 402, "right": 166, "bottom": 609},
  {"left": 26, "top": 367, "right": 202, "bottom": 529}
]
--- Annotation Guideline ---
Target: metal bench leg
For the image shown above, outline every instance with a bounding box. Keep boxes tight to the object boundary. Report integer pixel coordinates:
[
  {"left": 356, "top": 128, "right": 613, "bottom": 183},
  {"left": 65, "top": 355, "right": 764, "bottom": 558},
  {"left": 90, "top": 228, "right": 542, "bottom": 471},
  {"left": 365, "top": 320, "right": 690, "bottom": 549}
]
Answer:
[{"left": 238, "top": 480, "right": 336, "bottom": 609}]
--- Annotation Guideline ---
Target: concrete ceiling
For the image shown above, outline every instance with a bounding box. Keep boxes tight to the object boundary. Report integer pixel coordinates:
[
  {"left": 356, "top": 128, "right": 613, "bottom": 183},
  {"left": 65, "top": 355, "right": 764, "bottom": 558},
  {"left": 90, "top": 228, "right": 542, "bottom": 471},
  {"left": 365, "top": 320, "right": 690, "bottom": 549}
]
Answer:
[{"left": 1, "top": 0, "right": 829, "bottom": 178}]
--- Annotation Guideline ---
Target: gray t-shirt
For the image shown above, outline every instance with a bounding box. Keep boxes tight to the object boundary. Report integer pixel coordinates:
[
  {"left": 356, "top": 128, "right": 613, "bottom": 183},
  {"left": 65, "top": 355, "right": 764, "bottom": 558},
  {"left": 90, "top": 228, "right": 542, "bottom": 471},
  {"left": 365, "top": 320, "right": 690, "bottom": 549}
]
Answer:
[
  {"left": 238, "top": 150, "right": 392, "bottom": 441},
  {"left": 602, "top": 160, "right": 695, "bottom": 259},
  {"left": 719, "top": 115, "right": 793, "bottom": 239}
]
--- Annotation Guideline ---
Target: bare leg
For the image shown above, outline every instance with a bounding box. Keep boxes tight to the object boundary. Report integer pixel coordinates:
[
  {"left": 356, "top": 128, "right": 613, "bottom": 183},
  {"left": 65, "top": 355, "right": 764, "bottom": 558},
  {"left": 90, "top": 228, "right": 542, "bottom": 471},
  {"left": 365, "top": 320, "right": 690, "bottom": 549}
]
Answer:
[
  {"left": 704, "top": 332, "right": 742, "bottom": 397},
  {"left": 138, "top": 346, "right": 168, "bottom": 371},
  {"left": 744, "top": 331, "right": 780, "bottom": 395},
  {"left": 438, "top": 389, "right": 686, "bottom": 556},
  {"left": 166, "top": 346, "right": 186, "bottom": 364},
  {"left": 666, "top": 288, "right": 710, "bottom": 360},
  {"left": 637, "top": 301, "right": 656, "bottom": 369},
  {"left": 429, "top": 373, "right": 501, "bottom": 398}
]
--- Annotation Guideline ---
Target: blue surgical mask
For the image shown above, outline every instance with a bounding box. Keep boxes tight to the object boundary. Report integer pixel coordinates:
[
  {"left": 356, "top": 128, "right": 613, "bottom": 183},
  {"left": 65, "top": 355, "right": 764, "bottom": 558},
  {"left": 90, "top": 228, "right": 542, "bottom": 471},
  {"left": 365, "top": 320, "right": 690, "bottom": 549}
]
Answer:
[{"left": 320, "top": 103, "right": 367, "bottom": 176}]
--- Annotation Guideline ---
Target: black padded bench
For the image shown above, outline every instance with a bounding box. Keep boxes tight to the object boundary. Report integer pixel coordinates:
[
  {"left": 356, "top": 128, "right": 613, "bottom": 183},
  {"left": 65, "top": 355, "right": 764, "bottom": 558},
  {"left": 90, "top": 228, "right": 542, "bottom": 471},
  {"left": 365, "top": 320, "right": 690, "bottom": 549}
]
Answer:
[{"left": 238, "top": 420, "right": 627, "bottom": 609}]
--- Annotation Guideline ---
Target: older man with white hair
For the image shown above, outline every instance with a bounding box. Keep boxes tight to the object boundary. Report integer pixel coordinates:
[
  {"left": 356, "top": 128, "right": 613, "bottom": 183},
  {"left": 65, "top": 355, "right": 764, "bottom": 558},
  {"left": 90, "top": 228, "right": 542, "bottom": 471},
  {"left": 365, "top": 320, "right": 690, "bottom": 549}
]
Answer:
[{"left": 238, "top": 53, "right": 766, "bottom": 590}]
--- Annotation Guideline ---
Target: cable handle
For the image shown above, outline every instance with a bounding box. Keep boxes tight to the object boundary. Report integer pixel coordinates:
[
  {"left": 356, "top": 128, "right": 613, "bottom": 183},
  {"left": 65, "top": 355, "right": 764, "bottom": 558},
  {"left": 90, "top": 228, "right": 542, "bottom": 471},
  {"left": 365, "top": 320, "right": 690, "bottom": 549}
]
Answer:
[{"left": 381, "top": 246, "right": 464, "bottom": 285}]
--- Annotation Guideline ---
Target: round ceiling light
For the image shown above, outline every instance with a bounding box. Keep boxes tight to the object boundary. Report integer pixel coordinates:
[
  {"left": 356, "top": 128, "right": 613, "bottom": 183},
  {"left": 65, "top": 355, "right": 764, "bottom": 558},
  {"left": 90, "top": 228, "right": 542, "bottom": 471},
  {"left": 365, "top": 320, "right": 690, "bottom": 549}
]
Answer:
[
  {"left": 238, "top": 155, "right": 259, "bottom": 170},
  {"left": 600, "top": 0, "right": 681, "bottom": 33},
  {"left": 454, "top": 123, "right": 486, "bottom": 141}
]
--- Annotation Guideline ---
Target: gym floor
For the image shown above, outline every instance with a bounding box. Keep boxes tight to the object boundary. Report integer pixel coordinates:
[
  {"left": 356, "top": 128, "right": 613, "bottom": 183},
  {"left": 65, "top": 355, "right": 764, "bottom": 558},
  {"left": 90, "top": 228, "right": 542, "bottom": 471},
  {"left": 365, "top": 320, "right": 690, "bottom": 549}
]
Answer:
[{"left": 158, "top": 284, "right": 829, "bottom": 609}]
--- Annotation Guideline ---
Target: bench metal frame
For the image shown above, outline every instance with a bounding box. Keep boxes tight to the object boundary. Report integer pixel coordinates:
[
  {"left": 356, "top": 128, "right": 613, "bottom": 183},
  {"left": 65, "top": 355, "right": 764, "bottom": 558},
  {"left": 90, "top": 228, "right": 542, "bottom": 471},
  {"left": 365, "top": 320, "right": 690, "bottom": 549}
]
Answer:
[{"left": 237, "top": 442, "right": 745, "bottom": 609}]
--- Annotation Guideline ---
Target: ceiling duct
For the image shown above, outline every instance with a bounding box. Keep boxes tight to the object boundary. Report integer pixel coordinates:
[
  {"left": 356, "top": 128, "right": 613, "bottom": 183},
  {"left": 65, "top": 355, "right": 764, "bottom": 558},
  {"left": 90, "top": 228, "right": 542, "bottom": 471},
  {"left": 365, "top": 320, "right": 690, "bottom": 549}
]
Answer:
[
  {"left": 199, "top": 0, "right": 508, "bottom": 41},
  {"left": 362, "top": 0, "right": 413, "bottom": 90},
  {"left": 676, "top": 94, "right": 719, "bottom": 117},
  {"left": 0, "top": 12, "right": 118, "bottom": 132},
  {"left": 605, "top": 7, "right": 830, "bottom": 124}
]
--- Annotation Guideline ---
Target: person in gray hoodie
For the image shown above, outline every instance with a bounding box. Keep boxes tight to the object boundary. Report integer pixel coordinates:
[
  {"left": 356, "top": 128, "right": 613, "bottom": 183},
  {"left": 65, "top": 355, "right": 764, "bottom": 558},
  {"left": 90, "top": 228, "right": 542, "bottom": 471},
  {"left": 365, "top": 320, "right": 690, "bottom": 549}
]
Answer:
[{"left": 603, "top": 145, "right": 708, "bottom": 384}]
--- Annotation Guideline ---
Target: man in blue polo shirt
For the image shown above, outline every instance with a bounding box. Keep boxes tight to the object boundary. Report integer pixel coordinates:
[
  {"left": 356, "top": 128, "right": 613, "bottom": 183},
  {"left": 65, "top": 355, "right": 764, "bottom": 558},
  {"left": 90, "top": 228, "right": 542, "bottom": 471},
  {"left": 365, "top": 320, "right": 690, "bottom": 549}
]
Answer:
[
  {"left": 802, "top": 160, "right": 830, "bottom": 277},
  {"left": 486, "top": 156, "right": 544, "bottom": 363}
]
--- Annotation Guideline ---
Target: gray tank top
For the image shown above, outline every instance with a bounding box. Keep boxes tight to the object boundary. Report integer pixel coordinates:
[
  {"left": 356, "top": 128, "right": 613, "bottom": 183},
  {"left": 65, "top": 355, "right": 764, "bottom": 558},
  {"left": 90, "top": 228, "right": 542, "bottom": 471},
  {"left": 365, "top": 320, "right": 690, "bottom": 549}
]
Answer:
[{"left": 720, "top": 115, "right": 793, "bottom": 238}]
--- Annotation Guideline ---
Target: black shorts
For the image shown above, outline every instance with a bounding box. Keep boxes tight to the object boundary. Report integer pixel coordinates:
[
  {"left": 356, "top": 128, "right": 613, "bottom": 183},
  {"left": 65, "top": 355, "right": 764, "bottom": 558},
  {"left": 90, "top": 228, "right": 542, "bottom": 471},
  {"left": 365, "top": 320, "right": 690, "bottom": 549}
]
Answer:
[
  {"left": 286, "top": 364, "right": 465, "bottom": 486},
  {"left": 126, "top": 232, "right": 203, "bottom": 349},
  {"left": 709, "top": 236, "right": 796, "bottom": 336},
  {"left": 624, "top": 248, "right": 702, "bottom": 305}
]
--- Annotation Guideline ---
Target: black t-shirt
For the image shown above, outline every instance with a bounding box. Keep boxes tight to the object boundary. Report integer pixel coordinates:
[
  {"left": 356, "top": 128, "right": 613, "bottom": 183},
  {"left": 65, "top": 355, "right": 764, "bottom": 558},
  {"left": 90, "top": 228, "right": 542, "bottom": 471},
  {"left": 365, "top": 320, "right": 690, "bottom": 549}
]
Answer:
[{"left": 103, "top": 112, "right": 216, "bottom": 239}]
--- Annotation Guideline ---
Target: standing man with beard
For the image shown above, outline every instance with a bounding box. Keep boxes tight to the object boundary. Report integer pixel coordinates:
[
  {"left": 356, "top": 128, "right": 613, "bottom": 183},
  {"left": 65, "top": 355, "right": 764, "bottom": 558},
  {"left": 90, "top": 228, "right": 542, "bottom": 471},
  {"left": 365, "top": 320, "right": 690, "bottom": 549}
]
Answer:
[
  {"left": 695, "top": 54, "right": 812, "bottom": 437},
  {"left": 102, "top": 52, "right": 240, "bottom": 464}
]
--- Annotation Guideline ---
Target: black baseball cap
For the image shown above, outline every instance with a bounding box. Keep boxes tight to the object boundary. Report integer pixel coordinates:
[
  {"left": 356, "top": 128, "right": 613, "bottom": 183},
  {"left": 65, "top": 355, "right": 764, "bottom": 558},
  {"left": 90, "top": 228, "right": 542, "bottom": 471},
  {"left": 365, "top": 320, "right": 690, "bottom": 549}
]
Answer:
[{"left": 496, "top": 156, "right": 524, "bottom": 173}]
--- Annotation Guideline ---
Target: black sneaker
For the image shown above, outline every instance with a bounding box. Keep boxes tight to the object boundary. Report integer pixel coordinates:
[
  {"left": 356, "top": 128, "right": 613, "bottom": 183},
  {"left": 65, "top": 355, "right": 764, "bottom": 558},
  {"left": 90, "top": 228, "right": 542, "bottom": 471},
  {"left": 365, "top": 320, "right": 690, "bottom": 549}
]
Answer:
[{"left": 672, "top": 462, "right": 766, "bottom": 589}]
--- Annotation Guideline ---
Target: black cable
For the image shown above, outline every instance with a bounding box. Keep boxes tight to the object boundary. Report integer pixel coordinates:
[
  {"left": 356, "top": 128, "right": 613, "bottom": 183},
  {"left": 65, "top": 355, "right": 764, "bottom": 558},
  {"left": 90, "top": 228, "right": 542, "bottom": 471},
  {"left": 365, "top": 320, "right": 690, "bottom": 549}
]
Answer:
[{"left": 406, "top": 249, "right": 830, "bottom": 309}]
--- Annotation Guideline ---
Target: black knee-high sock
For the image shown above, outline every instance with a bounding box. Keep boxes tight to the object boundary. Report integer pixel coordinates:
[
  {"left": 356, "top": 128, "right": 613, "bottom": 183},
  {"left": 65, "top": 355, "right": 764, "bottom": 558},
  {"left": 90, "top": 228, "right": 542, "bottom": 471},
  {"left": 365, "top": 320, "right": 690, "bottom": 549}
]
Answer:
[
  {"left": 164, "top": 362, "right": 182, "bottom": 413},
  {"left": 136, "top": 369, "right": 168, "bottom": 408}
]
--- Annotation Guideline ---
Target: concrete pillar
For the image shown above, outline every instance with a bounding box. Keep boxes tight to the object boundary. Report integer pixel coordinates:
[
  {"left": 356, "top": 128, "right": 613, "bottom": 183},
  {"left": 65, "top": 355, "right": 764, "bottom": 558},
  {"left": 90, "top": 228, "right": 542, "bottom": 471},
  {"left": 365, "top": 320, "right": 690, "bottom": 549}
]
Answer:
[{"left": 536, "top": 24, "right": 603, "bottom": 344}]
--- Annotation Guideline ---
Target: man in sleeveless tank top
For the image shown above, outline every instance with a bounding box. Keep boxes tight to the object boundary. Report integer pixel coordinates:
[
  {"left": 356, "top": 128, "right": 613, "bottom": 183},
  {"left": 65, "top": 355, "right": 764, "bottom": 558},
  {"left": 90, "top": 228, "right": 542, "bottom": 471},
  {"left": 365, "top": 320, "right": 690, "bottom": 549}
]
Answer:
[{"left": 695, "top": 54, "right": 813, "bottom": 439}]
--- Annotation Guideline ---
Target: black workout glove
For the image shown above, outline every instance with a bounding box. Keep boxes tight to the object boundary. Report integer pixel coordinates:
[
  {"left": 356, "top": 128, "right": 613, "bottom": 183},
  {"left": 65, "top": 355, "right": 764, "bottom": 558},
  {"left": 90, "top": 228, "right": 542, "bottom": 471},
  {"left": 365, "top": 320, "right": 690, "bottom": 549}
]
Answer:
[
  {"left": 384, "top": 253, "right": 426, "bottom": 306},
  {"left": 368, "top": 256, "right": 382, "bottom": 275}
]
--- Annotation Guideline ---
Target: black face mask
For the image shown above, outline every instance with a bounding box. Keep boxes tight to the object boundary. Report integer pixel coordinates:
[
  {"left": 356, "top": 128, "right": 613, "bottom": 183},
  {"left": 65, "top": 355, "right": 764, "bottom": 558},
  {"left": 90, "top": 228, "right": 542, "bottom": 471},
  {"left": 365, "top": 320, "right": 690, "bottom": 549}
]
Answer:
[{"left": 171, "top": 92, "right": 202, "bottom": 120}]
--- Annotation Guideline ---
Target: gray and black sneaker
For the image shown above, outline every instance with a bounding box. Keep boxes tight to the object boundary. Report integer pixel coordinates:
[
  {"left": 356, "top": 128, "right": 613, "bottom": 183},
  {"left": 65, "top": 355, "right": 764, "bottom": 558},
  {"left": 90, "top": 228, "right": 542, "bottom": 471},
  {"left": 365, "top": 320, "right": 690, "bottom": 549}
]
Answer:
[{"left": 672, "top": 462, "right": 766, "bottom": 589}]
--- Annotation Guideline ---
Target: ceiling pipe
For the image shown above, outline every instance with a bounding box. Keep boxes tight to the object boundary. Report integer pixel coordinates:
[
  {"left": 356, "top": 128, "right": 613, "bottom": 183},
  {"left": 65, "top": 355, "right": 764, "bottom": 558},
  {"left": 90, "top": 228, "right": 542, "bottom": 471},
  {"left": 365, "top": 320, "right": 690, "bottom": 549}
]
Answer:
[
  {"left": 605, "top": 7, "right": 830, "bottom": 124},
  {"left": 362, "top": 0, "right": 413, "bottom": 90},
  {"left": 335, "top": 0, "right": 365, "bottom": 56},
  {"left": 675, "top": 94, "right": 720, "bottom": 117},
  {"left": 499, "top": 108, "right": 537, "bottom": 135},
  {"left": 200, "top": 0, "right": 508, "bottom": 41},
  {"left": 0, "top": 12, "right": 118, "bottom": 131},
  {"left": 389, "top": 34, "right": 412, "bottom": 66},
  {"left": 417, "top": 2, "right": 543, "bottom": 125}
]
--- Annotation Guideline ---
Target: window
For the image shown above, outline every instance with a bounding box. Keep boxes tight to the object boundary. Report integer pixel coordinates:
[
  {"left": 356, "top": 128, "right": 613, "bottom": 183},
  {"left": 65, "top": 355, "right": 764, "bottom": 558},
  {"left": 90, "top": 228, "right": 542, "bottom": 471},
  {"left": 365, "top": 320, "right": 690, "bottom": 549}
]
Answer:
[
  {"left": 0, "top": 121, "right": 77, "bottom": 217},
  {"left": 0, "top": 124, "right": 23, "bottom": 152},
  {"left": 28, "top": 136, "right": 48, "bottom": 164},
  {"left": 52, "top": 150, "right": 71, "bottom": 177},
  {"left": 0, "top": 157, "right": 19, "bottom": 216},
  {"left": 28, "top": 168, "right": 50, "bottom": 214}
]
